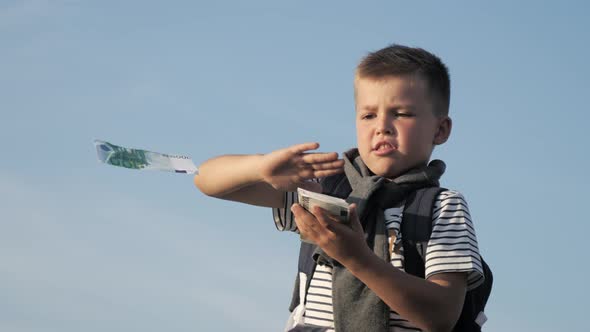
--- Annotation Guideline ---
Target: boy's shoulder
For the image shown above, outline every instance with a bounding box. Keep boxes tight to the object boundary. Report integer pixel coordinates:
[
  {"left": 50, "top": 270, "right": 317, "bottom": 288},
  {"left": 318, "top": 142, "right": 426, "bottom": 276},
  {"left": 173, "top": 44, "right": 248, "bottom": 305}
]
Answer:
[
  {"left": 431, "top": 189, "right": 470, "bottom": 208},
  {"left": 426, "top": 188, "right": 471, "bottom": 221},
  {"left": 433, "top": 188, "right": 468, "bottom": 201}
]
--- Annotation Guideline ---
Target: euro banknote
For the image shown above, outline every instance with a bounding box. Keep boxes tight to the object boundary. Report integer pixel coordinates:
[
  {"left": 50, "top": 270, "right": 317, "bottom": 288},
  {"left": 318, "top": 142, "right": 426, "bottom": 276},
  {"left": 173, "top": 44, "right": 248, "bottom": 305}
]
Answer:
[
  {"left": 94, "top": 140, "right": 198, "bottom": 174},
  {"left": 297, "top": 187, "right": 350, "bottom": 243}
]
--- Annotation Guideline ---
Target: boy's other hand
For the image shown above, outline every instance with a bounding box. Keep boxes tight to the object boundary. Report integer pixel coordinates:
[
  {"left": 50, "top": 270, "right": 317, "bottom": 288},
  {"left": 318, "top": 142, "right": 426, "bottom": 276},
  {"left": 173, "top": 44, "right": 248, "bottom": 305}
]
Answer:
[
  {"left": 260, "top": 142, "right": 344, "bottom": 192},
  {"left": 291, "top": 203, "right": 371, "bottom": 264}
]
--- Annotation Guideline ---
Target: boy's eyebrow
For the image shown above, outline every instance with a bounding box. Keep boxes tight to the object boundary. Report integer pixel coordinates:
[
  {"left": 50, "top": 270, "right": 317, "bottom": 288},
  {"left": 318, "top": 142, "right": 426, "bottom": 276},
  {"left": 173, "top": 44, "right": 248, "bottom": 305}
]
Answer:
[
  {"left": 393, "top": 104, "right": 417, "bottom": 111},
  {"left": 357, "top": 104, "right": 417, "bottom": 112},
  {"left": 358, "top": 105, "right": 378, "bottom": 112}
]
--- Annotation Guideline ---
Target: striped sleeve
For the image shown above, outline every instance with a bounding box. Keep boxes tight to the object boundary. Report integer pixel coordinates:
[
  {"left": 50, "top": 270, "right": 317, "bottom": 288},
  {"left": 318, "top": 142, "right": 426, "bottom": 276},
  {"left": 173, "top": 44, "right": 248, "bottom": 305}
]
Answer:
[
  {"left": 424, "top": 190, "right": 485, "bottom": 290},
  {"left": 272, "top": 191, "right": 299, "bottom": 232}
]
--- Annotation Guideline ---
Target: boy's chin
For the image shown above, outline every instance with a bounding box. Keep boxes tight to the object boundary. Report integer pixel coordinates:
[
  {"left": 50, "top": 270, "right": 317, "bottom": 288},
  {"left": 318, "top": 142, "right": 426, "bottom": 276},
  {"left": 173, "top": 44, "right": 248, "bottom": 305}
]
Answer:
[
  {"left": 380, "top": 171, "right": 403, "bottom": 179},
  {"left": 366, "top": 164, "right": 401, "bottom": 179},
  {"left": 368, "top": 161, "right": 425, "bottom": 179}
]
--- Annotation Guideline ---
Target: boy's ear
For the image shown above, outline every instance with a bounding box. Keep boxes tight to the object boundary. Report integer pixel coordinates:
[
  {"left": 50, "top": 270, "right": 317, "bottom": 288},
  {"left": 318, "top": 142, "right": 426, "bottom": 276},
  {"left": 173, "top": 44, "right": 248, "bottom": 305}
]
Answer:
[{"left": 433, "top": 116, "right": 452, "bottom": 145}]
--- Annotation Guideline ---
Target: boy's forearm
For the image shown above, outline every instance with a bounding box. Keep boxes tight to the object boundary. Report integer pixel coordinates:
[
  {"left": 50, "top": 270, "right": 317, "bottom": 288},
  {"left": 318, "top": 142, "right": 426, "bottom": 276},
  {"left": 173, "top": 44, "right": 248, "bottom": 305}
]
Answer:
[
  {"left": 194, "top": 154, "right": 264, "bottom": 195},
  {"left": 342, "top": 249, "right": 465, "bottom": 332},
  {"left": 194, "top": 154, "right": 284, "bottom": 207}
]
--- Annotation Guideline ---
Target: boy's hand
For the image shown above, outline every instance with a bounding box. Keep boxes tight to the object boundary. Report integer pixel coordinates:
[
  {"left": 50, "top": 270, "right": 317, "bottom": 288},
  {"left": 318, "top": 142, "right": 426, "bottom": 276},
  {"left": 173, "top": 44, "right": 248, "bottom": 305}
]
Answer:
[
  {"left": 291, "top": 203, "right": 372, "bottom": 264},
  {"left": 260, "top": 142, "right": 344, "bottom": 192}
]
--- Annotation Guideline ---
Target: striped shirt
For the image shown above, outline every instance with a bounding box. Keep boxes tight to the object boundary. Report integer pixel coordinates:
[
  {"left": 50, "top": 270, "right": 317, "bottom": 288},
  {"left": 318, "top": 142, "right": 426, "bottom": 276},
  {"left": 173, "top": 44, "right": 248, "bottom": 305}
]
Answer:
[{"left": 273, "top": 189, "right": 484, "bottom": 332}]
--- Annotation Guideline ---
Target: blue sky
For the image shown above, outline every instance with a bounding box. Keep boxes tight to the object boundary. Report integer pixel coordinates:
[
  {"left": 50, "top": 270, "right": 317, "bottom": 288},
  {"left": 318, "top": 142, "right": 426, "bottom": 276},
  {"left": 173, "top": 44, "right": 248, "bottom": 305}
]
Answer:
[{"left": 1, "top": 1, "right": 589, "bottom": 331}]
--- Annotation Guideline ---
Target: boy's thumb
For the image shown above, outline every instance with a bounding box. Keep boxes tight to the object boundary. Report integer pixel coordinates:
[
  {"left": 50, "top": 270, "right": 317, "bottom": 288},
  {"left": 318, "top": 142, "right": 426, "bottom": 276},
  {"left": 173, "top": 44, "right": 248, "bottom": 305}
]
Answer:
[{"left": 348, "top": 203, "right": 362, "bottom": 233}]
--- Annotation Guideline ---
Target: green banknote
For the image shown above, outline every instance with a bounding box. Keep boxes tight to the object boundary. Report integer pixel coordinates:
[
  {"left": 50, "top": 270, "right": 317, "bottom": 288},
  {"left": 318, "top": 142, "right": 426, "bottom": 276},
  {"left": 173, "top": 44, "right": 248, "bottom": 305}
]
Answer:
[{"left": 94, "top": 140, "right": 198, "bottom": 174}]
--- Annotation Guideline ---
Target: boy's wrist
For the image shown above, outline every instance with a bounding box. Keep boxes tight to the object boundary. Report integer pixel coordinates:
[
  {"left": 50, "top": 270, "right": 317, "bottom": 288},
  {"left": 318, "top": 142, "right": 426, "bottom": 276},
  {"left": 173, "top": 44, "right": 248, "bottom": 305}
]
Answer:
[
  {"left": 248, "top": 154, "right": 268, "bottom": 185},
  {"left": 340, "top": 244, "right": 379, "bottom": 274}
]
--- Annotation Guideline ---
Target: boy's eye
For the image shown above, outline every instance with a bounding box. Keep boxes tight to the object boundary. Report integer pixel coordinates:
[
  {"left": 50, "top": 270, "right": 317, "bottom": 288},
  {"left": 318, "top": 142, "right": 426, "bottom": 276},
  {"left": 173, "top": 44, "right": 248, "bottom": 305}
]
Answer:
[
  {"left": 394, "top": 112, "right": 413, "bottom": 118},
  {"left": 361, "top": 113, "right": 376, "bottom": 120}
]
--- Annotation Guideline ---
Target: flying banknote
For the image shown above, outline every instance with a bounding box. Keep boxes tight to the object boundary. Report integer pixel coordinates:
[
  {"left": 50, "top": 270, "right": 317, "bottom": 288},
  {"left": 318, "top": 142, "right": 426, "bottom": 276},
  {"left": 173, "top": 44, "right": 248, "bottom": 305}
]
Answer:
[{"left": 94, "top": 140, "right": 198, "bottom": 174}]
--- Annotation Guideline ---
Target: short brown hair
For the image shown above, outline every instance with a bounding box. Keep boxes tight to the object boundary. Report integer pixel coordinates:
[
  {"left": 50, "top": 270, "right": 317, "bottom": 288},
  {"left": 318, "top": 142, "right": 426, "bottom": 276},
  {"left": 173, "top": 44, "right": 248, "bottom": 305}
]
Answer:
[{"left": 355, "top": 44, "right": 451, "bottom": 117}]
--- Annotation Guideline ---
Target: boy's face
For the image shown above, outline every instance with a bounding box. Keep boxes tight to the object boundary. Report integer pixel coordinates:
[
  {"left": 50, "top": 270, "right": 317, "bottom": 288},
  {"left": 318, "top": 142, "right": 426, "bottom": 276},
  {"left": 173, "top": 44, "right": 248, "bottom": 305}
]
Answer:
[{"left": 355, "top": 74, "right": 451, "bottom": 178}]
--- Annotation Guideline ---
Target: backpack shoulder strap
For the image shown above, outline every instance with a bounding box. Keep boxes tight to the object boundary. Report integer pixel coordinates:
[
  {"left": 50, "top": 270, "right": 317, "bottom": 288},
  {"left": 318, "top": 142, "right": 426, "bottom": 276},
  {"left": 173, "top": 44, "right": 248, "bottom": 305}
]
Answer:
[
  {"left": 289, "top": 241, "right": 317, "bottom": 311},
  {"left": 289, "top": 173, "right": 352, "bottom": 312},
  {"left": 320, "top": 172, "right": 351, "bottom": 198},
  {"left": 401, "top": 187, "right": 447, "bottom": 277}
]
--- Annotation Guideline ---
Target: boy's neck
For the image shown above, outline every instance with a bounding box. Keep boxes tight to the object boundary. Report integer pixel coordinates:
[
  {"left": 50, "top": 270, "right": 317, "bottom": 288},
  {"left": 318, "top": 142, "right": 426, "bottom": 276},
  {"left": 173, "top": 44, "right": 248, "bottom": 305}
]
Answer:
[{"left": 381, "top": 161, "right": 430, "bottom": 181}]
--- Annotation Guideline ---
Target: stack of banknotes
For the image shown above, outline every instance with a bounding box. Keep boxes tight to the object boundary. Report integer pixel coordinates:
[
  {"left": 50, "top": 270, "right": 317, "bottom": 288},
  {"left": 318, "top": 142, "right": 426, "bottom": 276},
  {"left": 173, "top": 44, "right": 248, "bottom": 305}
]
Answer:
[
  {"left": 94, "top": 140, "right": 198, "bottom": 174},
  {"left": 297, "top": 187, "right": 351, "bottom": 243}
]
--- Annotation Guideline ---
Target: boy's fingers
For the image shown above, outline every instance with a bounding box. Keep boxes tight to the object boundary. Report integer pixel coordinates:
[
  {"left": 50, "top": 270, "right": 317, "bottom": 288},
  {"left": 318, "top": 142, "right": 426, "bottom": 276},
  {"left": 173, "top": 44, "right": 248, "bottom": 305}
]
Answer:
[
  {"left": 306, "top": 160, "right": 345, "bottom": 171},
  {"left": 292, "top": 203, "right": 319, "bottom": 223},
  {"left": 301, "top": 152, "right": 339, "bottom": 164},
  {"left": 312, "top": 206, "right": 336, "bottom": 231},
  {"left": 348, "top": 204, "right": 363, "bottom": 233},
  {"left": 297, "top": 168, "right": 316, "bottom": 180},
  {"left": 312, "top": 169, "right": 344, "bottom": 178},
  {"left": 292, "top": 204, "right": 320, "bottom": 237},
  {"left": 290, "top": 142, "right": 320, "bottom": 154}
]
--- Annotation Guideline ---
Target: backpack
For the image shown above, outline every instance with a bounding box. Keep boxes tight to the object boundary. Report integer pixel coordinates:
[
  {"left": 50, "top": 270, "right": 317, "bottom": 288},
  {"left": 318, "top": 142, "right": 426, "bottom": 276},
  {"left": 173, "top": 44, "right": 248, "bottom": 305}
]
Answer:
[{"left": 401, "top": 187, "right": 493, "bottom": 331}]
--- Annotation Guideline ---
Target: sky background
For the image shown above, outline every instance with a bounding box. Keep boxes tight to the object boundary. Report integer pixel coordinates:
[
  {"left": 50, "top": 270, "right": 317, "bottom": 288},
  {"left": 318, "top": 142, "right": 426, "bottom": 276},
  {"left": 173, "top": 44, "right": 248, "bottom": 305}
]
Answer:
[{"left": 1, "top": 0, "right": 589, "bottom": 331}]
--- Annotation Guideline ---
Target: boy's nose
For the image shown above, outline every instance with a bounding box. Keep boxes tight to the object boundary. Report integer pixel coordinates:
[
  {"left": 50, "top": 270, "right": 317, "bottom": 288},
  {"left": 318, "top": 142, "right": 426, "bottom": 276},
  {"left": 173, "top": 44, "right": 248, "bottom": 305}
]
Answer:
[
  {"left": 377, "top": 128, "right": 394, "bottom": 136},
  {"left": 376, "top": 119, "right": 394, "bottom": 135}
]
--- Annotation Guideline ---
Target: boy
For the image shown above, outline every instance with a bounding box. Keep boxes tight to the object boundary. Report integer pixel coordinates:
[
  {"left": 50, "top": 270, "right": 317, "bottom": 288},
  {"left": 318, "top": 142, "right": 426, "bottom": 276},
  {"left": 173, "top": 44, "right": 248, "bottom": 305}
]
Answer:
[{"left": 194, "top": 45, "right": 485, "bottom": 332}]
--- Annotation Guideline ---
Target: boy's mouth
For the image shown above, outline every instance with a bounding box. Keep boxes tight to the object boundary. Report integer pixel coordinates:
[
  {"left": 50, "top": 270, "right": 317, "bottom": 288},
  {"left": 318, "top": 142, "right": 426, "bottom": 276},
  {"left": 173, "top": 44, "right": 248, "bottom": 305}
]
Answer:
[{"left": 373, "top": 141, "right": 397, "bottom": 156}]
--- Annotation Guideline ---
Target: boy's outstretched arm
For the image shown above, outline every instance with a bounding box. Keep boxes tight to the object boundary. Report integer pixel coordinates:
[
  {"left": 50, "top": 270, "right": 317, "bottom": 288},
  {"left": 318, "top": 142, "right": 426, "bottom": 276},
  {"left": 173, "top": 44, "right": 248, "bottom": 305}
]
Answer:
[
  {"left": 194, "top": 143, "right": 344, "bottom": 208},
  {"left": 292, "top": 204, "right": 466, "bottom": 332}
]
